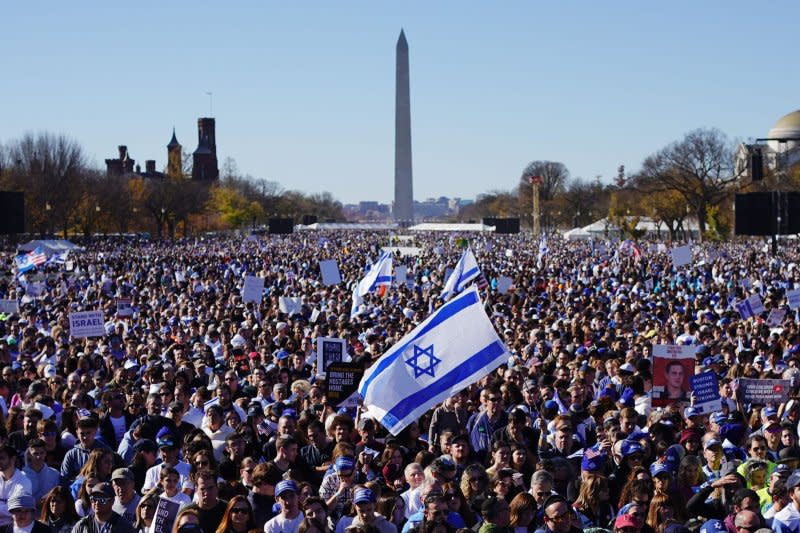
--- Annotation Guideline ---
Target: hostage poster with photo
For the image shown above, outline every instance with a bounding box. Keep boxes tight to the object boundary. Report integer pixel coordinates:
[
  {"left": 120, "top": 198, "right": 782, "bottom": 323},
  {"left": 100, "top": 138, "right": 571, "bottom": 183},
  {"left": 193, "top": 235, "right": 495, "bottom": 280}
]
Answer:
[{"left": 652, "top": 344, "right": 696, "bottom": 407}]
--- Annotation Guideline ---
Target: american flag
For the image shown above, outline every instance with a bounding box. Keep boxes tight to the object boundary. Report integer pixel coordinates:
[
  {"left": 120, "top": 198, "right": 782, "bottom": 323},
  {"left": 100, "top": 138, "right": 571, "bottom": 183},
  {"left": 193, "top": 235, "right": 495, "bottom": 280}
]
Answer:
[
  {"left": 476, "top": 272, "right": 489, "bottom": 290},
  {"left": 28, "top": 247, "right": 46, "bottom": 267}
]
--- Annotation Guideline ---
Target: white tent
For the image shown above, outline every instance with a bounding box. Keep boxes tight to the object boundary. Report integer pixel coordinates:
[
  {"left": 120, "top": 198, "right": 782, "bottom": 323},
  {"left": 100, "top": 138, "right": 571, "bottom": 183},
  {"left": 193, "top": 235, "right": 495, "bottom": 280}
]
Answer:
[
  {"left": 295, "top": 223, "right": 398, "bottom": 231},
  {"left": 563, "top": 227, "right": 592, "bottom": 241},
  {"left": 407, "top": 223, "right": 495, "bottom": 232},
  {"left": 17, "top": 239, "right": 80, "bottom": 257}
]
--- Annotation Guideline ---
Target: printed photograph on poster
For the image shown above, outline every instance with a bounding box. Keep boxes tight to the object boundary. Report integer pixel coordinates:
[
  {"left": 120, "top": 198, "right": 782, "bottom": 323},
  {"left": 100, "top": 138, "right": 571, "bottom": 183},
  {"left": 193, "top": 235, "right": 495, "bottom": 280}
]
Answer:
[{"left": 652, "top": 344, "right": 696, "bottom": 407}]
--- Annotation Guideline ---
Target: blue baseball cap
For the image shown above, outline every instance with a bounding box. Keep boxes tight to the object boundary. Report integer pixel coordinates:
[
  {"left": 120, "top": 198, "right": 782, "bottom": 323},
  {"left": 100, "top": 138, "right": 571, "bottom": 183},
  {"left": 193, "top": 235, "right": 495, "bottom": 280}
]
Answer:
[
  {"left": 650, "top": 462, "right": 671, "bottom": 477},
  {"left": 699, "top": 519, "right": 726, "bottom": 533},
  {"left": 335, "top": 456, "right": 356, "bottom": 472},
  {"left": 581, "top": 452, "right": 607, "bottom": 473},
  {"left": 764, "top": 407, "right": 778, "bottom": 419},
  {"left": 621, "top": 440, "right": 644, "bottom": 457},
  {"left": 684, "top": 406, "right": 702, "bottom": 419},
  {"left": 353, "top": 488, "right": 376, "bottom": 504},
  {"left": 275, "top": 480, "right": 298, "bottom": 498},
  {"left": 710, "top": 413, "right": 728, "bottom": 425}
]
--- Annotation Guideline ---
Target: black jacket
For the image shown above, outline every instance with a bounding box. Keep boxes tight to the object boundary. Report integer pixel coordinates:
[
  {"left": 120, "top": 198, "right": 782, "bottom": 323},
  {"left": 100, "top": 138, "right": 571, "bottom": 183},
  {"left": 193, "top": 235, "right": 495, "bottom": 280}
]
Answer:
[
  {"left": 0, "top": 521, "right": 51, "bottom": 533},
  {"left": 71, "top": 512, "right": 136, "bottom": 533}
]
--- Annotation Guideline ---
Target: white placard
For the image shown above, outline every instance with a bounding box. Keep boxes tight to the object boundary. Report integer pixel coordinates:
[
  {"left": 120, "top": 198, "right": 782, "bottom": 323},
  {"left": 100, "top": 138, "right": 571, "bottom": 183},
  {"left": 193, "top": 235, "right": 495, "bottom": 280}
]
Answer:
[
  {"left": 767, "top": 308, "right": 787, "bottom": 327},
  {"left": 316, "top": 337, "right": 350, "bottom": 378},
  {"left": 505, "top": 249, "right": 513, "bottom": 258},
  {"left": 747, "top": 294, "right": 765, "bottom": 316},
  {"left": 279, "top": 297, "right": 303, "bottom": 316},
  {"left": 395, "top": 265, "right": 407, "bottom": 286},
  {"left": 69, "top": 311, "right": 106, "bottom": 338},
  {"left": 497, "top": 276, "right": 513, "bottom": 294},
  {"left": 242, "top": 276, "right": 264, "bottom": 303},
  {"left": 116, "top": 298, "right": 133, "bottom": 317},
  {"left": 175, "top": 271, "right": 186, "bottom": 283},
  {"left": 319, "top": 260, "right": 342, "bottom": 286},
  {"left": 309, "top": 308, "right": 321, "bottom": 324},
  {"left": 788, "top": 289, "right": 800, "bottom": 310},
  {"left": 0, "top": 300, "right": 18, "bottom": 314},
  {"left": 671, "top": 245, "right": 692, "bottom": 267}
]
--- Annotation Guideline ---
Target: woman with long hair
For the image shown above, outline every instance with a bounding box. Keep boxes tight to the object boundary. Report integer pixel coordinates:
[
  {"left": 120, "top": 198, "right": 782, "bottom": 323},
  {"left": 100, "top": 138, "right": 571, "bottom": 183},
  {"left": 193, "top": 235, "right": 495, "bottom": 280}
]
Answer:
[
  {"left": 676, "top": 455, "right": 706, "bottom": 502},
  {"left": 215, "top": 495, "right": 256, "bottom": 533},
  {"left": 376, "top": 494, "right": 406, "bottom": 532},
  {"left": 131, "top": 442, "right": 159, "bottom": 493},
  {"left": 133, "top": 490, "right": 158, "bottom": 533},
  {"left": 509, "top": 492, "right": 536, "bottom": 533},
  {"left": 443, "top": 482, "right": 476, "bottom": 528},
  {"left": 74, "top": 473, "right": 101, "bottom": 518},
  {"left": 40, "top": 486, "right": 80, "bottom": 533},
  {"left": 70, "top": 448, "right": 114, "bottom": 499},
  {"left": 459, "top": 465, "right": 489, "bottom": 507},
  {"left": 646, "top": 493, "right": 680, "bottom": 530},
  {"left": 171, "top": 508, "right": 201, "bottom": 533},
  {"left": 58, "top": 406, "right": 79, "bottom": 448},
  {"left": 572, "top": 474, "right": 615, "bottom": 529},
  {"left": 5, "top": 406, "right": 23, "bottom": 436}
]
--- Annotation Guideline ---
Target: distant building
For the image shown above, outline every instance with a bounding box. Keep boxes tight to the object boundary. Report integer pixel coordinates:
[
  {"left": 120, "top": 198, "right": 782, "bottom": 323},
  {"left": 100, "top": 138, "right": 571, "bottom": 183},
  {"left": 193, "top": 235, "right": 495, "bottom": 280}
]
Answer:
[
  {"left": 167, "top": 128, "right": 182, "bottom": 179},
  {"left": 105, "top": 146, "right": 135, "bottom": 176},
  {"left": 192, "top": 117, "right": 219, "bottom": 180},
  {"left": 736, "top": 110, "right": 800, "bottom": 178}
]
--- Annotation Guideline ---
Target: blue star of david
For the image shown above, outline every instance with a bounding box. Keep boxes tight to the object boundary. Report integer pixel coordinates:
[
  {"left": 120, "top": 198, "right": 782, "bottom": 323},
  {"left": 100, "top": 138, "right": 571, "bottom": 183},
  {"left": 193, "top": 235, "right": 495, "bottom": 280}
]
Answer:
[{"left": 406, "top": 344, "right": 441, "bottom": 378}]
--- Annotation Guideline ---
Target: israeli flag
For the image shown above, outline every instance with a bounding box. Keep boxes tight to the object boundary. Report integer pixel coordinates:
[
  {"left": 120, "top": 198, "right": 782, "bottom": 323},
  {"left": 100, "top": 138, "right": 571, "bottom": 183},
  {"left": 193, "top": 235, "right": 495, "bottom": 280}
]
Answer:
[
  {"left": 358, "top": 285, "right": 510, "bottom": 435},
  {"left": 441, "top": 248, "right": 481, "bottom": 301},
  {"left": 356, "top": 250, "right": 393, "bottom": 296},
  {"left": 14, "top": 254, "right": 35, "bottom": 275},
  {"left": 537, "top": 234, "right": 548, "bottom": 264}
]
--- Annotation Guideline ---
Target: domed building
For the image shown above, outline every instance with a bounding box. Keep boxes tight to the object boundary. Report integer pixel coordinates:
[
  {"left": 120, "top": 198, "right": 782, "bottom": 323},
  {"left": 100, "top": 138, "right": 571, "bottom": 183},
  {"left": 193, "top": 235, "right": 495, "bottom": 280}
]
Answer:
[{"left": 736, "top": 110, "right": 800, "bottom": 178}]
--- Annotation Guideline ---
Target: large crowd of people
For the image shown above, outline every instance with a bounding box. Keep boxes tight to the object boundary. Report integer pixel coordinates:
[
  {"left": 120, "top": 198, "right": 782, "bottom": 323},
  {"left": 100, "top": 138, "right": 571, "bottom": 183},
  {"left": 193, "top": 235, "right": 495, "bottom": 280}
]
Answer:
[{"left": 0, "top": 231, "right": 798, "bottom": 533}]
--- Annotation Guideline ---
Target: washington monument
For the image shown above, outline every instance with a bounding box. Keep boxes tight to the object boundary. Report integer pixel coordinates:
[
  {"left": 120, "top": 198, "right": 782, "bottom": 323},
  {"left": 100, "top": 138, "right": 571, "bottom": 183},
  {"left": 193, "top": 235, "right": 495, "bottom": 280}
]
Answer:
[{"left": 394, "top": 29, "right": 414, "bottom": 224}]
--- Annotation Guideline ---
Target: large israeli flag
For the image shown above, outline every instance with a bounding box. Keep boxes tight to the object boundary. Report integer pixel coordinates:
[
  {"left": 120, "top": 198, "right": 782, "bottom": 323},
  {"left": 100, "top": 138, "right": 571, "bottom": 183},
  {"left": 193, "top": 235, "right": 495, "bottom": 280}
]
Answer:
[
  {"left": 358, "top": 285, "right": 509, "bottom": 435},
  {"left": 440, "top": 248, "right": 481, "bottom": 301},
  {"left": 357, "top": 250, "right": 393, "bottom": 296}
]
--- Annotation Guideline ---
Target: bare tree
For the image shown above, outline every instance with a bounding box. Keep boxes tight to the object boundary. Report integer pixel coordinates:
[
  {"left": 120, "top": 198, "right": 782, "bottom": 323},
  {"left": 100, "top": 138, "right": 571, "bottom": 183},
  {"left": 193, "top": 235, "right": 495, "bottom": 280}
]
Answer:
[
  {"left": 519, "top": 161, "right": 569, "bottom": 201},
  {"left": 636, "top": 128, "right": 744, "bottom": 238},
  {"left": 4, "top": 132, "right": 88, "bottom": 237}
]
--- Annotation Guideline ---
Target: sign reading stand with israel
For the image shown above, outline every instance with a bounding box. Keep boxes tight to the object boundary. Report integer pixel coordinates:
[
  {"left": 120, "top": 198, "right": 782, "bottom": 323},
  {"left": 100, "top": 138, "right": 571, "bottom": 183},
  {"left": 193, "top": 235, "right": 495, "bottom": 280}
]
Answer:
[
  {"left": 69, "top": 311, "right": 106, "bottom": 338},
  {"left": 358, "top": 285, "right": 510, "bottom": 435}
]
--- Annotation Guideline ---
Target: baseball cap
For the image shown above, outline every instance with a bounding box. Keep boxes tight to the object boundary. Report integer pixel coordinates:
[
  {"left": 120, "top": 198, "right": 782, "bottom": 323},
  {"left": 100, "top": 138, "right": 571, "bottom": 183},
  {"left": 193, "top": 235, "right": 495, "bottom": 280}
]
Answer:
[
  {"left": 763, "top": 407, "right": 778, "bottom": 419},
  {"left": 581, "top": 451, "right": 606, "bottom": 473},
  {"left": 614, "top": 514, "right": 641, "bottom": 529},
  {"left": 710, "top": 412, "right": 728, "bottom": 425},
  {"left": 699, "top": 519, "right": 726, "bottom": 533},
  {"left": 620, "top": 440, "right": 644, "bottom": 457},
  {"left": 90, "top": 482, "right": 115, "bottom": 498},
  {"left": 650, "top": 462, "right": 671, "bottom": 477},
  {"left": 43, "top": 365, "right": 57, "bottom": 378},
  {"left": 275, "top": 480, "right": 298, "bottom": 498},
  {"left": 704, "top": 438, "right": 722, "bottom": 450},
  {"left": 111, "top": 468, "right": 134, "bottom": 482},
  {"left": 684, "top": 406, "right": 702, "bottom": 419},
  {"left": 353, "top": 488, "right": 376, "bottom": 504},
  {"left": 335, "top": 456, "right": 356, "bottom": 472},
  {"left": 787, "top": 471, "right": 800, "bottom": 491}
]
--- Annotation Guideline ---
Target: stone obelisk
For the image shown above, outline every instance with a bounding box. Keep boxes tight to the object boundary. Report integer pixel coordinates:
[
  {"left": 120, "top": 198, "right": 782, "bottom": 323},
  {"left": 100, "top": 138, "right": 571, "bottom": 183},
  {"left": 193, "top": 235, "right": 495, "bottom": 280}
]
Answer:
[{"left": 394, "top": 29, "right": 414, "bottom": 225}]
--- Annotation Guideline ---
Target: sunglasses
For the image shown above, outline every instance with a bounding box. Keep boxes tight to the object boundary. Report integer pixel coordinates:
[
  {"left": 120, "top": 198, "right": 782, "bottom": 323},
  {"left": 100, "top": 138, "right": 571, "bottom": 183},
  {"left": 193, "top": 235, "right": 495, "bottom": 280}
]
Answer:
[
  {"left": 91, "top": 497, "right": 110, "bottom": 505},
  {"left": 487, "top": 397, "right": 500, "bottom": 402},
  {"left": 230, "top": 508, "right": 249, "bottom": 515}
]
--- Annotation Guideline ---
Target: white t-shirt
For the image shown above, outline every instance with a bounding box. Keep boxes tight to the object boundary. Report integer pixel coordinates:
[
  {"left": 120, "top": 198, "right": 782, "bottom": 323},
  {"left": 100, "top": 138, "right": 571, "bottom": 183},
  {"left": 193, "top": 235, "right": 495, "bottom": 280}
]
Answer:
[
  {"left": 264, "top": 512, "right": 304, "bottom": 533},
  {"left": 142, "top": 461, "right": 191, "bottom": 492}
]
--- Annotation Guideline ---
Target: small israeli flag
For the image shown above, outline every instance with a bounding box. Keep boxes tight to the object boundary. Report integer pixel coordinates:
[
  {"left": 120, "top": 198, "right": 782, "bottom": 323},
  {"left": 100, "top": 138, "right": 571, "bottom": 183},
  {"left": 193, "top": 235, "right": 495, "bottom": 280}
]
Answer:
[
  {"left": 358, "top": 286, "right": 510, "bottom": 435},
  {"left": 356, "top": 250, "right": 393, "bottom": 297},
  {"left": 440, "top": 248, "right": 481, "bottom": 301}
]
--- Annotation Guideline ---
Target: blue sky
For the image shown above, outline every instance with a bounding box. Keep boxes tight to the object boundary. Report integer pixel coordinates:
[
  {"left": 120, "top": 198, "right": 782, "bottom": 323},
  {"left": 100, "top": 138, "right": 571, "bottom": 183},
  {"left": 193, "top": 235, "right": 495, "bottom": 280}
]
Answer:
[{"left": 3, "top": 2, "right": 799, "bottom": 204}]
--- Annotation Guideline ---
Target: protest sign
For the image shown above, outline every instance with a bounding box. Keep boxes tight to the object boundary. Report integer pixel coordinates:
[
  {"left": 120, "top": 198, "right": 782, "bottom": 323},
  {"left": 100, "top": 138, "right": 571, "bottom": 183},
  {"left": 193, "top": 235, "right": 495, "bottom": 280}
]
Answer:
[
  {"left": 0, "top": 300, "right": 18, "bottom": 314},
  {"left": 497, "top": 276, "right": 513, "bottom": 294},
  {"left": 309, "top": 308, "right": 320, "bottom": 324},
  {"left": 151, "top": 497, "right": 180, "bottom": 533},
  {"left": 736, "top": 378, "right": 791, "bottom": 405},
  {"left": 671, "top": 245, "right": 692, "bottom": 267},
  {"left": 788, "top": 288, "right": 800, "bottom": 310},
  {"left": 279, "top": 297, "right": 303, "bottom": 316},
  {"left": 689, "top": 371, "right": 722, "bottom": 414},
  {"left": 324, "top": 362, "right": 365, "bottom": 407},
  {"left": 736, "top": 294, "right": 765, "bottom": 320},
  {"left": 116, "top": 298, "right": 133, "bottom": 317},
  {"left": 316, "top": 337, "right": 349, "bottom": 378},
  {"left": 652, "top": 344, "right": 695, "bottom": 407},
  {"left": 319, "top": 260, "right": 342, "bottom": 285},
  {"left": 69, "top": 311, "right": 105, "bottom": 338},
  {"left": 645, "top": 278, "right": 654, "bottom": 292},
  {"left": 241, "top": 275, "right": 264, "bottom": 303},
  {"left": 767, "top": 308, "right": 787, "bottom": 327},
  {"left": 395, "top": 265, "right": 407, "bottom": 286}
]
